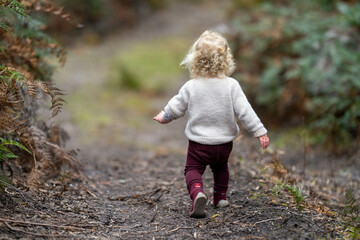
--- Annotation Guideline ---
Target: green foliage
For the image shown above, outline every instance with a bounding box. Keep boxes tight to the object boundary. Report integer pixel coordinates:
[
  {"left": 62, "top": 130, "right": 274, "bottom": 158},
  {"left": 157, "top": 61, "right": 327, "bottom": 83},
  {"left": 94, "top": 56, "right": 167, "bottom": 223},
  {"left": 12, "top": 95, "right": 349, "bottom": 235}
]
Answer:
[
  {"left": 269, "top": 180, "right": 307, "bottom": 212},
  {"left": 284, "top": 183, "right": 307, "bottom": 212},
  {"left": 338, "top": 3, "right": 360, "bottom": 30},
  {"left": 0, "top": 135, "right": 31, "bottom": 188},
  {"left": 230, "top": 0, "right": 360, "bottom": 148},
  {"left": 0, "top": 64, "right": 24, "bottom": 83},
  {"left": 270, "top": 180, "right": 286, "bottom": 197},
  {"left": 0, "top": 0, "right": 25, "bottom": 50},
  {"left": 0, "top": 0, "right": 28, "bottom": 20},
  {"left": 343, "top": 188, "right": 360, "bottom": 239},
  {"left": 0, "top": 137, "right": 31, "bottom": 161}
]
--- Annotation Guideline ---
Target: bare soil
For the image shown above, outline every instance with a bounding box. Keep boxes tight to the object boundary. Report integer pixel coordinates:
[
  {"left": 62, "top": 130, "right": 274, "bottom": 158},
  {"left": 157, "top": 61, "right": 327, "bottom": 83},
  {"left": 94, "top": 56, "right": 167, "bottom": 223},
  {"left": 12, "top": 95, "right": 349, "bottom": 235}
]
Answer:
[{"left": 0, "top": 1, "right": 358, "bottom": 239}]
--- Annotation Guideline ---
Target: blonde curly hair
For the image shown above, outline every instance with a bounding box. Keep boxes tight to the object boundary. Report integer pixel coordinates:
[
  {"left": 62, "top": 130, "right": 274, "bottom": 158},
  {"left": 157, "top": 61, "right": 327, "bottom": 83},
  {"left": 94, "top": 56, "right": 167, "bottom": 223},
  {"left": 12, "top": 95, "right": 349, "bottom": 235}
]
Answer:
[{"left": 180, "top": 30, "right": 235, "bottom": 78}]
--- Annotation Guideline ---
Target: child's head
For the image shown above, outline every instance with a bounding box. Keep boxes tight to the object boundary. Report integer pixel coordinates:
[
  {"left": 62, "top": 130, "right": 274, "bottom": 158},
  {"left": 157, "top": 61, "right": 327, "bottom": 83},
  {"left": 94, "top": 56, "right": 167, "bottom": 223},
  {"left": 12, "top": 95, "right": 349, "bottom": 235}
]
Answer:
[{"left": 180, "top": 30, "right": 235, "bottom": 78}]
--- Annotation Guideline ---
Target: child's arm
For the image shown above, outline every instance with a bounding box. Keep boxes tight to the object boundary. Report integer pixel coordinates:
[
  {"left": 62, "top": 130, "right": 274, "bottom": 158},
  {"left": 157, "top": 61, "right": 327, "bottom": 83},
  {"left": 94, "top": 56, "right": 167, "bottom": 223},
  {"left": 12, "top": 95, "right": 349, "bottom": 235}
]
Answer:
[
  {"left": 232, "top": 81, "right": 269, "bottom": 148},
  {"left": 153, "top": 82, "right": 190, "bottom": 124}
]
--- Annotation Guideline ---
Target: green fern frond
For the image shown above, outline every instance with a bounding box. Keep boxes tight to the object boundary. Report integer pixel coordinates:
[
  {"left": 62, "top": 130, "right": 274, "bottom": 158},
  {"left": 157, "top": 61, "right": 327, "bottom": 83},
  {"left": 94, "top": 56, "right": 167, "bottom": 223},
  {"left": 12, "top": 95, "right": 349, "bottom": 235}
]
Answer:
[
  {"left": 0, "top": 145, "right": 12, "bottom": 153},
  {"left": 0, "top": 137, "right": 32, "bottom": 163},
  {"left": 0, "top": 43, "right": 7, "bottom": 54},
  {"left": 0, "top": 5, "right": 15, "bottom": 18},
  {"left": 0, "top": 66, "right": 26, "bottom": 85},
  {"left": 3, "top": 0, "right": 28, "bottom": 19},
  {"left": 0, "top": 22, "right": 12, "bottom": 33},
  {"left": 0, "top": 152, "right": 18, "bottom": 160},
  {"left": 0, "top": 137, "right": 32, "bottom": 155}
]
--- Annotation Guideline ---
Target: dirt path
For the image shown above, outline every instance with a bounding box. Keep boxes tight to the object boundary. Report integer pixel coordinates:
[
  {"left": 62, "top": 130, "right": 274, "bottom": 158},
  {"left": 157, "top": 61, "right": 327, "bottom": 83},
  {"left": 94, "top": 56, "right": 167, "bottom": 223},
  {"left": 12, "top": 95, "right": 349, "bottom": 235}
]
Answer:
[{"left": 0, "top": 1, "right": 346, "bottom": 239}]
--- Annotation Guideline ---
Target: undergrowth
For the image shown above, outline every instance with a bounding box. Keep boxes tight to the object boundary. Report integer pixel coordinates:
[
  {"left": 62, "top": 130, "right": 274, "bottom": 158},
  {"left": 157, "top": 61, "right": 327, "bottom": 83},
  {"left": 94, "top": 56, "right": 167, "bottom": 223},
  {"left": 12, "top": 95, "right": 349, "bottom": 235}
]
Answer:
[
  {"left": 229, "top": 0, "right": 360, "bottom": 152},
  {"left": 284, "top": 183, "right": 307, "bottom": 212},
  {"left": 343, "top": 188, "right": 360, "bottom": 239},
  {"left": 269, "top": 180, "right": 307, "bottom": 213},
  {"left": 266, "top": 150, "right": 360, "bottom": 239},
  {"left": 0, "top": 137, "right": 31, "bottom": 161},
  {"left": 0, "top": 0, "right": 79, "bottom": 187},
  {"left": 0, "top": 137, "right": 31, "bottom": 186}
]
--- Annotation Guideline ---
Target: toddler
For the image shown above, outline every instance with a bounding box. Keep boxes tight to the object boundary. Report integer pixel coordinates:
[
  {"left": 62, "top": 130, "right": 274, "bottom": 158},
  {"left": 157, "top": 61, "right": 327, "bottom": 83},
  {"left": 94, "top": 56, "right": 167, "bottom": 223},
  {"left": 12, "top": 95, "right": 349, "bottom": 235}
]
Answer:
[{"left": 153, "top": 30, "right": 269, "bottom": 218}]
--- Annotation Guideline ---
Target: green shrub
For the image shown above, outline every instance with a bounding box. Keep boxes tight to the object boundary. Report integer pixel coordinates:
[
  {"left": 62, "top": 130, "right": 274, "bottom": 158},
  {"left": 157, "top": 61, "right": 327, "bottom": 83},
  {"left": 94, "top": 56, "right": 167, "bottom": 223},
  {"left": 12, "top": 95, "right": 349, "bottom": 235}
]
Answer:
[{"left": 229, "top": 0, "right": 360, "bottom": 149}]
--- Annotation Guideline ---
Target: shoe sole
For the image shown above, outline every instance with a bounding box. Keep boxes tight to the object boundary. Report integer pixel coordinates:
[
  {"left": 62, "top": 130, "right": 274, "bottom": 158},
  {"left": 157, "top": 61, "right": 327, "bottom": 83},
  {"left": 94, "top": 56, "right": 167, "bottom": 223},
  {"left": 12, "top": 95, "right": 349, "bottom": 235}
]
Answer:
[
  {"left": 211, "top": 200, "right": 229, "bottom": 208},
  {"left": 216, "top": 200, "right": 229, "bottom": 208},
  {"left": 190, "top": 193, "right": 207, "bottom": 218}
]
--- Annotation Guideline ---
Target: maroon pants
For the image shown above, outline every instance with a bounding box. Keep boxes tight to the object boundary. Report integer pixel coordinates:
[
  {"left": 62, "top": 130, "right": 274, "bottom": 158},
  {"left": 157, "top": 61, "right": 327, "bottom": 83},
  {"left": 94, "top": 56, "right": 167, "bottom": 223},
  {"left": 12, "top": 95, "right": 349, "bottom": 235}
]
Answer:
[{"left": 184, "top": 140, "right": 233, "bottom": 200}]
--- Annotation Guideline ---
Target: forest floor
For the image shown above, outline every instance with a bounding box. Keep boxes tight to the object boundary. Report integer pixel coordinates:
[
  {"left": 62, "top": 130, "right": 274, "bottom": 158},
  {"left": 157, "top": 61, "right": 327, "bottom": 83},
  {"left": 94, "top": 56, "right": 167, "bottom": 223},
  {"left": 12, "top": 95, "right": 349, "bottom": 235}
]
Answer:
[{"left": 1, "top": 1, "right": 359, "bottom": 239}]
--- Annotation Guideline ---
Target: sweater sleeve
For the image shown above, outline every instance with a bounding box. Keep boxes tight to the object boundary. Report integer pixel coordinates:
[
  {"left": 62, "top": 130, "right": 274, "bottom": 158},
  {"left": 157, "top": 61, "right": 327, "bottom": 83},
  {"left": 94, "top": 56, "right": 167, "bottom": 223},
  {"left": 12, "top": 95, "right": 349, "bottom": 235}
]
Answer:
[
  {"left": 232, "top": 81, "right": 267, "bottom": 137},
  {"left": 164, "top": 82, "right": 190, "bottom": 121}
]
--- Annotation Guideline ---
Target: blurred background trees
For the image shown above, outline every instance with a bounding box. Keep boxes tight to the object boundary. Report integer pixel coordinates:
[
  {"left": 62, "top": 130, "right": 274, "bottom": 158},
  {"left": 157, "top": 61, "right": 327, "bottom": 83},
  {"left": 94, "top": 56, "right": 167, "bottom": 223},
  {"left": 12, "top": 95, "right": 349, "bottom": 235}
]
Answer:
[
  {"left": 228, "top": 0, "right": 360, "bottom": 153},
  {"left": 35, "top": 0, "right": 168, "bottom": 44}
]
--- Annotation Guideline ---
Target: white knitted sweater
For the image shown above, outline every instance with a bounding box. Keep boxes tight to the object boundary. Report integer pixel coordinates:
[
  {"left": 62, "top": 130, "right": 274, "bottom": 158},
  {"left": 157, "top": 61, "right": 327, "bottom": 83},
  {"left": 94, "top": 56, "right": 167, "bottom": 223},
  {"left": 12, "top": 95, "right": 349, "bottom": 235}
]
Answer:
[{"left": 164, "top": 77, "right": 267, "bottom": 145}]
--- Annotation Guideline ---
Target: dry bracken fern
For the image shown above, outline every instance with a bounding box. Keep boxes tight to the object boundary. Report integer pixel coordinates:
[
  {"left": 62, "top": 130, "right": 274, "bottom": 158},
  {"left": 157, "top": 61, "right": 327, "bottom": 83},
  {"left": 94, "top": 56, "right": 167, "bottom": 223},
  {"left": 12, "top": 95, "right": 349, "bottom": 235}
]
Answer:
[{"left": 0, "top": 0, "right": 80, "bottom": 188}]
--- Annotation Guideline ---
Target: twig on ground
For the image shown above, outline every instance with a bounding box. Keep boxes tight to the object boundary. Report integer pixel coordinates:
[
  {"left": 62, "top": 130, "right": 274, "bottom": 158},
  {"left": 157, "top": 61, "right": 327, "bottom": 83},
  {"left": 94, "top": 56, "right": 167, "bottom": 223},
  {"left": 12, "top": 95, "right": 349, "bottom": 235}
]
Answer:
[
  {"left": 149, "top": 211, "right": 158, "bottom": 223},
  {"left": 0, "top": 218, "right": 99, "bottom": 231},
  {"left": 252, "top": 217, "right": 283, "bottom": 226},
  {"left": 168, "top": 226, "right": 193, "bottom": 233},
  {"left": 243, "top": 236, "right": 266, "bottom": 239},
  {"left": 3, "top": 222, "right": 70, "bottom": 238},
  {"left": 153, "top": 189, "right": 169, "bottom": 202},
  {"left": 110, "top": 223, "right": 142, "bottom": 229},
  {"left": 116, "top": 229, "right": 161, "bottom": 238},
  {"left": 149, "top": 188, "right": 162, "bottom": 198}
]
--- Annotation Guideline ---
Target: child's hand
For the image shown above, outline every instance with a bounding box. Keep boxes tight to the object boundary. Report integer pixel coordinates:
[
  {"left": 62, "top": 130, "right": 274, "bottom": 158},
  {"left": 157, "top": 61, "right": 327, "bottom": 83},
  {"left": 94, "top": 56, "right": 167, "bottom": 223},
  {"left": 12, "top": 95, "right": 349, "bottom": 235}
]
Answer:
[
  {"left": 258, "top": 134, "right": 269, "bottom": 149},
  {"left": 153, "top": 111, "right": 171, "bottom": 124}
]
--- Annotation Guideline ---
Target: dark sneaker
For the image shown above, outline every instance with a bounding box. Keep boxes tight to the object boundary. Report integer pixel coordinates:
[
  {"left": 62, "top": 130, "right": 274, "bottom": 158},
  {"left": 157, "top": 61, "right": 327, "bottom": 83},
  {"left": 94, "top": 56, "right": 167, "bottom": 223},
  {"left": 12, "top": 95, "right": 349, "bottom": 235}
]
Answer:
[{"left": 189, "top": 192, "right": 207, "bottom": 218}]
